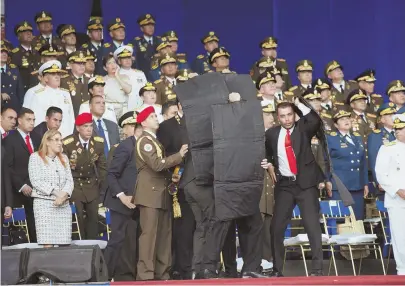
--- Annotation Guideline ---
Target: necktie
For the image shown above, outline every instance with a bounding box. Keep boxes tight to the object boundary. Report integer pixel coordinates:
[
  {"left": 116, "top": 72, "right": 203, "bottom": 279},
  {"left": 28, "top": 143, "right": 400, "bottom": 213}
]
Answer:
[
  {"left": 148, "top": 39, "right": 152, "bottom": 46},
  {"left": 285, "top": 129, "right": 297, "bottom": 174},
  {"left": 45, "top": 37, "right": 51, "bottom": 45},
  {"left": 325, "top": 104, "right": 331, "bottom": 111},
  {"left": 360, "top": 114, "right": 367, "bottom": 123},
  {"left": 1, "top": 68, "right": 5, "bottom": 74},
  {"left": 78, "top": 77, "right": 82, "bottom": 83},
  {"left": 25, "top": 134, "right": 33, "bottom": 154},
  {"left": 83, "top": 143, "right": 87, "bottom": 150},
  {"left": 390, "top": 131, "right": 396, "bottom": 138},
  {"left": 2, "top": 132, "right": 7, "bottom": 139},
  {"left": 340, "top": 85, "right": 344, "bottom": 93},
  {"left": 97, "top": 119, "right": 109, "bottom": 157}
]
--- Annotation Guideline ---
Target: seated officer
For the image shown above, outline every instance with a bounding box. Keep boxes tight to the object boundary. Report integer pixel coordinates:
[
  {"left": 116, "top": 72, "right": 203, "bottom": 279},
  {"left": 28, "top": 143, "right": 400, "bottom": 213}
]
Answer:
[
  {"left": 313, "top": 77, "right": 346, "bottom": 116},
  {"left": 354, "top": 69, "right": 383, "bottom": 114},
  {"left": 386, "top": 80, "right": 405, "bottom": 114},
  {"left": 327, "top": 110, "right": 369, "bottom": 219},
  {"left": 367, "top": 102, "right": 397, "bottom": 196},
  {"left": 208, "top": 47, "right": 235, "bottom": 73},
  {"left": 289, "top": 60, "right": 313, "bottom": 98},
  {"left": 325, "top": 60, "right": 358, "bottom": 103},
  {"left": 192, "top": 31, "right": 219, "bottom": 75},
  {"left": 149, "top": 37, "right": 173, "bottom": 81}
]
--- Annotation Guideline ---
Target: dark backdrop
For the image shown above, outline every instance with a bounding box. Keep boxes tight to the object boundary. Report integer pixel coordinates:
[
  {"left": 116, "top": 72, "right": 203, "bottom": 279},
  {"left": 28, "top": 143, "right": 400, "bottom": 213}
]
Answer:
[{"left": 5, "top": 0, "right": 405, "bottom": 96}]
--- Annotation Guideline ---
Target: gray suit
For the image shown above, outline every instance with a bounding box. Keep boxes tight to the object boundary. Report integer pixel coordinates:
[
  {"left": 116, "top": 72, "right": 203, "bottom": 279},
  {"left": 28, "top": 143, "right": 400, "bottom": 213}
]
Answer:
[{"left": 92, "top": 118, "right": 120, "bottom": 149}]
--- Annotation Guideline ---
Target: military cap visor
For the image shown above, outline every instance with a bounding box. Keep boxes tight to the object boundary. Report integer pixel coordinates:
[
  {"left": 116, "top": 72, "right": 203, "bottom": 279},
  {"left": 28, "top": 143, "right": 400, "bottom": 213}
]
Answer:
[
  {"left": 355, "top": 69, "right": 376, "bottom": 83},
  {"left": 139, "top": 82, "right": 157, "bottom": 97},
  {"left": 209, "top": 48, "right": 230, "bottom": 64},
  {"left": 333, "top": 110, "right": 351, "bottom": 122},
  {"left": 303, "top": 90, "right": 321, "bottom": 101},
  {"left": 256, "top": 72, "right": 276, "bottom": 90},
  {"left": 68, "top": 51, "right": 87, "bottom": 63},
  {"left": 87, "top": 19, "right": 103, "bottom": 30},
  {"left": 137, "top": 14, "right": 155, "bottom": 26},
  {"left": 176, "top": 69, "right": 194, "bottom": 82},
  {"left": 39, "top": 60, "right": 67, "bottom": 76},
  {"left": 164, "top": 31, "right": 178, "bottom": 42},
  {"left": 325, "top": 61, "right": 343, "bottom": 75},
  {"left": 159, "top": 53, "right": 177, "bottom": 66},
  {"left": 296, "top": 60, "right": 313, "bottom": 73},
  {"left": 38, "top": 44, "right": 61, "bottom": 57},
  {"left": 346, "top": 89, "right": 368, "bottom": 104},
  {"left": 88, "top": 76, "right": 105, "bottom": 89},
  {"left": 108, "top": 18, "right": 125, "bottom": 31},
  {"left": 60, "top": 25, "right": 76, "bottom": 37},
  {"left": 156, "top": 38, "right": 172, "bottom": 51},
  {"left": 386, "top": 80, "right": 405, "bottom": 95},
  {"left": 256, "top": 57, "right": 275, "bottom": 68},
  {"left": 119, "top": 111, "right": 138, "bottom": 128},
  {"left": 262, "top": 104, "right": 275, "bottom": 113},
  {"left": 377, "top": 102, "right": 397, "bottom": 116},
  {"left": 201, "top": 32, "right": 219, "bottom": 44},
  {"left": 260, "top": 37, "right": 278, "bottom": 49},
  {"left": 14, "top": 21, "right": 33, "bottom": 35},
  {"left": 393, "top": 115, "right": 405, "bottom": 129},
  {"left": 35, "top": 11, "right": 52, "bottom": 23},
  {"left": 313, "top": 78, "right": 331, "bottom": 90}
]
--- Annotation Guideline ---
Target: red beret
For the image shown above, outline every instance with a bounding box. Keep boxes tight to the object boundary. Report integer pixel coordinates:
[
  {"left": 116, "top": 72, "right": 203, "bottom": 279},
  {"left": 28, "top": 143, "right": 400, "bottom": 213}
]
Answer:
[
  {"left": 136, "top": 106, "right": 155, "bottom": 123},
  {"left": 75, "top": 112, "right": 93, "bottom": 126}
]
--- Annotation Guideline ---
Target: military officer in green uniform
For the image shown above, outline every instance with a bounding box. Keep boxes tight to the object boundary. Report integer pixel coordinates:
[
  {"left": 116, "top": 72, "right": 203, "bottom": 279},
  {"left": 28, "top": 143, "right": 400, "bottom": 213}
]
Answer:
[
  {"left": 208, "top": 47, "right": 236, "bottom": 73},
  {"left": 154, "top": 53, "right": 178, "bottom": 105},
  {"left": 149, "top": 37, "right": 174, "bottom": 81},
  {"left": 354, "top": 69, "right": 383, "bottom": 114},
  {"left": 252, "top": 56, "right": 274, "bottom": 81},
  {"left": 63, "top": 112, "right": 107, "bottom": 239},
  {"left": 192, "top": 31, "right": 219, "bottom": 75},
  {"left": 133, "top": 106, "right": 188, "bottom": 281},
  {"left": 103, "top": 18, "right": 129, "bottom": 57},
  {"left": 386, "top": 80, "right": 405, "bottom": 114},
  {"left": 288, "top": 60, "right": 313, "bottom": 99},
  {"left": 11, "top": 21, "right": 38, "bottom": 92},
  {"left": 163, "top": 30, "right": 189, "bottom": 69},
  {"left": 325, "top": 60, "right": 358, "bottom": 104},
  {"left": 250, "top": 37, "right": 291, "bottom": 90},
  {"left": 58, "top": 24, "right": 78, "bottom": 69},
  {"left": 313, "top": 77, "right": 346, "bottom": 116},
  {"left": 60, "top": 51, "right": 89, "bottom": 116},
  {"left": 31, "top": 11, "right": 64, "bottom": 52}
]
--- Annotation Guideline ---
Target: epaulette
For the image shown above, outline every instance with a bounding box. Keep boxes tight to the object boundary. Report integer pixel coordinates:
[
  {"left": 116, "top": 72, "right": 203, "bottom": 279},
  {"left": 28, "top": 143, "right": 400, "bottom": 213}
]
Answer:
[
  {"left": 321, "top": 113, "right": 332, "bottom": 118},
  {"left": 31, "top": 70, "right": 39, "bottom": 75},
  {"left": 61, "top": 73, "right": 69, "bottom": 79},
  {"left": 9, "top": 63, "right": 16, "bottom": 68},
  {"left": 335, "top": 101, "right": 344, "bottom": 105},
  {"left": 348, "top": 80, "right": 357, "bottom": 83},
  {"left": 371, "top": 93, "right": 382, "bottom": 98},
  {"left": 156, "top": 35, "right": 161, "bottom": 38},
  {"left": 328, "top": 131, "right": 337, "bottom": 136},
  {"left": 114, "top": 143, "right": 119, "bottom": 148},
  {"left": 34, "top": 46, "right": 41, "bottom": 51},
  {"left": 151, "top": 63, "right": 158, "bottom": 69},
  {"left": 197, "top": 54, "right": 204, "bottom": 59},
  {"left": 34, "top": 87, "right": 45, "bottom": 94},
  {"left": 373, "top": 129, "right": 381, "bottom": 134},
  {"left": 12, "top": 47, "right": 19, "bottom": 53},
  {"left": 134, "top": 36, "right": 141, "bottom": 41},
  {"left": 289, "top": 86, "right": 298, "bottom": 91},
  {"left": 282, "top": 69, "right": 288, "bottom": 75},
  {"left": 127, "top": 43, "right": 133, "bottom": 47},
  {"left": 82, "top": 43, "right": 88, "bottom": 48},
  {"left": 367, "top": 113, "right": 377, "bottom": 118},
  {"left": 353, "top": 132, "right": 361, "bottom": 137},
  {"left": 82, "top": 100, "right": 89, "bottom": 104},
  {"left": 177, "top": 53, "right": 185, "bottom": 56},
  {"left": 94, "top": 136, "right": 104, "bottom": 143},
  {"left": 178, "top": 58, "right": 186, "bottom": 63},
  {"left": 60, "top": 87, "right": 70, "bottom": 92},
  {"left": 154, "top": 79, "right": 162, "bottom": 84},
  {"left": 103, "top": 43, "right": 111, "bottom": 48},
  {"left": 384, "top": 141, "right": 396, "bottom": 147},
  {"left": 63, "top": 136, "right": 74, "bottom": 145},
  {"left": 277, "top": 58, "right": 286, "bottom": 62},
  {"left": 284, "top": 91, "right": 294, "bottom": 96}
]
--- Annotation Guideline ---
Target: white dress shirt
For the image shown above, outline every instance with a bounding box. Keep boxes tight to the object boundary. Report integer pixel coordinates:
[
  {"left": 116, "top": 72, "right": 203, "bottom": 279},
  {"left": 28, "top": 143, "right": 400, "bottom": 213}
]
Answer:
[
  {"left": 79, "top": 135, "right": 90, "bottom": 149},
  {"left": 301, "top": 83, "right": 311, "bottom": 89},
  {"left": 339, "top": 131, "right": 354, "bottom": 145},
  {"left": 144, "top": 35, "right": 153, "bottom": 44},
  {"left": 165, "top": 76, "right": 177, "bottom": 86},
  {"left": 333, "top": 81, "right": 345, "bottom": 91},
  {"left": 321, "top": 101, "right": 333, "bottom": 110},
  {"left": 93, "top": 116, "right": 111, "bottom": 150},
  {"left": 79, "top": 101, "right": 117, "bottom": 124},
  {"left": 277, "top": 103, "right": 311, "bottom": 176},
  {"left": 113, "top": 40, "right": 123, "bottom": 48},
  {"left": 261, "top": 97, "right": 276, "bottom": 107}
]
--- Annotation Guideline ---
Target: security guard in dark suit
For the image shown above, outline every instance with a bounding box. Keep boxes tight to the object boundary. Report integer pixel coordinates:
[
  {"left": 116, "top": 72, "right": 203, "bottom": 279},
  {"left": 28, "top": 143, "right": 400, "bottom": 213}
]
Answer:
[
  {"left": 82, "top": 19, "right": 105, "bottom": 75},
  {"left": 288, "top": 60, "right": 313, "bottom": 99},
  {"left": 354, "top": 69, "right": 383, "bottom": 114},
  {"left": 367, "top": 102, "right": 397, "bottom": 195},
  {"left": 31, "top": 11, "right": 64, "bottom": 52},
  {"left": 327, "top": 110, "right": 369, "bottom": 219},
  {"left": 192, "top": 31, "right": 219, "bottom": 75},
  {"left": 250, "top": 37, "right": 291, "bottom": 90},
  {"left": 103, "top": 18, "right": 129, "bottom": 57},
  {"left": 1, "top": 43, "right": 24, "bottom": 112},
  {"left": 325, "top": 60, "right": 358, "bottom": 104},
  {"left": 11, "top": 21, "right": 39, "bottom": 92},
  {"left": 132, "top": 14, "right": 160, "bottom": 79},
  {"left": 63, "top": 112, "right": 107, "bottom": 239}
]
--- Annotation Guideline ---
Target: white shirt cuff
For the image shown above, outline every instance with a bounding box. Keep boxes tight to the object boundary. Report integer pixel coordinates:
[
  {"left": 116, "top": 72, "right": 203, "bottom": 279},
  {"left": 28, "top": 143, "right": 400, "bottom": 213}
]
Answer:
[
  {"left": 116, "top": 192, "right": 124, "bottom": 198},
  {"left": 297, "top": 103, "right": 311, "bottom": 116},
  {"left": 18, "top": 184, "right": 27, "bottom": 193}
]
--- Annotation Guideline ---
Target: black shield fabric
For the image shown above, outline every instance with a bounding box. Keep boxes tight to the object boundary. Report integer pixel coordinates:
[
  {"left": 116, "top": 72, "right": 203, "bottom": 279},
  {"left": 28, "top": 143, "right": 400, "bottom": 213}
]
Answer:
[{"left": 211, "top": 100, "right": 265, "bottom": 220}]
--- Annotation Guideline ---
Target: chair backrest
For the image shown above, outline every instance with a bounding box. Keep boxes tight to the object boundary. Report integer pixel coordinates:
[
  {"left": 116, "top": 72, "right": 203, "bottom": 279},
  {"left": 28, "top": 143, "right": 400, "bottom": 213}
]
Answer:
[
  {"left": 12, "top": 207, "right": 27, "bottom": 222},
  {"left": 320, "top": 200, "right": 351, "bottom": 235},
  {"left": 376, "top": 200, "right": 387, "bottom": 213},
  {"left": 376, "top": 200, "right": 390, "bottom": 244},
  {"left": 70, "top": 203, "right": 77, "bottom": 214},
  {"left": 284, "top": 205, "right": 303, "bottom": 238},
  {"left": 105, "top": 209, "right": 111, "bottom": 225}
]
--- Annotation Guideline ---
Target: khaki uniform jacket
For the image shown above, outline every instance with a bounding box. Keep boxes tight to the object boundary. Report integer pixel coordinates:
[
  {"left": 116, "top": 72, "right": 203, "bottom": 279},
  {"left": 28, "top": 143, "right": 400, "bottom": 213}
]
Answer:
[
  {"left": 60, "top": 74, "right": 90, "bottom": 117},
  {"left": 259, "top": 171, "right": 275, "bottom": 215},
  {"left": 134, "top": 131, "right": 183, "bottom": 210},
  {"left": 350, "top": 111, "right": 377, "bottom": 145},
  {"left": 154, "top": 77, "right": 174, "bottom": 105},
  {"left": 289, "top": 85, "right": 307, "bottom": 99},
  {"left": 250, "top": 58, "right": 292, "bottom": 91},
  {"left": 320, "top": 111, "right": 334, "bottom": 132},
  {"left": 62, "top": 134, "right": 107, "bottom": 202},
  {"left": 366, "top": 93, "right": 383, "bottom": 114},
  {"left": 330, "top": 80, "right": 358, "bottom": 104}
]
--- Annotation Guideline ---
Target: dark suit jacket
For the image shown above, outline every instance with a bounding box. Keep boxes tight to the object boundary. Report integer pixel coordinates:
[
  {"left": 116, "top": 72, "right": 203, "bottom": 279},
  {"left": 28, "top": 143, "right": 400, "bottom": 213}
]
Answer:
[
  {"left": 32, "top": 121, "right": 48, "bottom": 140},
  {"left": 3, "top": 130, "right": 40, "bottom": 205},
  {"left": 265, "top": 110, "right": 323, "bottom": 190},
  {"left": 105, "top": 136, "right": 137, "bottom": 216},
  {"left": 92, "top": 118, "right": 120, "bottom": 149},
  {"left": 1, "top": 145, "right": 13, "bottom": 209},
  {"left": 178, "top": 116, "right": 195, "bottom": 189}
]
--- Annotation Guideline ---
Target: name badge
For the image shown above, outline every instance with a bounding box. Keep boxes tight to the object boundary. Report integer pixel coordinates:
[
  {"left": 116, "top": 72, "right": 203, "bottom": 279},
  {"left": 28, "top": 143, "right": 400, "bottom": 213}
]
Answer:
[{"left": 340, "top": 143, "right": 348, "bottom": 148}]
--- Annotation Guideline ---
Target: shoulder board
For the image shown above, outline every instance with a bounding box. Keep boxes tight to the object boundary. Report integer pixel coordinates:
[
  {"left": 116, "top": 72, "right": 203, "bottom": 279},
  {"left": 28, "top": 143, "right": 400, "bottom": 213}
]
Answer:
[
  {"left": 154, "top": 104, "right": 162, "bottom": 107},
  {"left": 60, "top": 87, "right": 69, "bottom": 92},
  {"left": 114, "top": 143, "right": 119, "bottom": 147},
  {"left": 156, "top": 35, "right": 161, "bottom": 38},
  {"left": 82, "top": 43, "right": 88, "bottom": 48},
  {"left": 63, "top": 137, "right": 74, "bottom": 145},
  {"left": 61, "top": 73, "right": 69, "bottom": 79},
  {"left": 284, "top": 91, "right": 294, "bottom": 95},
  {"left": 371, "top": 93, "right": 382, "bottom": 98},
  {"left": 103, "top": 43, "right": 111, "bottom": 47},
  {"left": 335, "top": 101, "right": 344, "bottom": 105},
  {"left": 9, "top": 63, "right": 16, "bottom": 68},
  {"left": 12, "top": 47, "right": 19, "bottom": 53},
  {"left": 178, "top": 59, "right": 186, "bottom": 63},
  {"left": 289, "top": 86, "right": 298, "bottom": 91},
  {"left": 353, "top": 132, "right": 361, "bottom": 137},
  {"left": 385, "top": 141, "right": 396, "bottom": 147},
  {"left": 127, "top": 43, "right": 133, "bottom": 47},
  {"left": 373, "top": 129, "right": 381, "bottom": 134},
  {"left": 321, "top": 113, "right": 332, "bottom": 118},
  {"left": 34, "top": 46, "right": 41, "bottom": 51},
  {"left": 94, "top": 136, "right": 104, "bottom": 143},
  {"left": 135, "top": 36, "right": 141, "bottom": 41},
  {"left": 348, "top": 80, "right": 357, "bottom": 83},
  {"left": 151, "top": 63, "right": 158, "bottom": 69},
  {"left": 367, "top": 113, "right": 377, "bottom": 118},
  {"left": 277, "top": 58, "right": 286, "bottom": 62},
  {"left": 154, "top": 79, "right": 162, "bottom": 84},
  {"left": 328, "top": 131, "right": 337, "bottom": 136},
  {"left": 82, "top": 100, "right": 89, "bottom": 104},
  {"left": 34, "top": 87, "right": 45, "bottom": 94},
  {"left": 197, "top": 54, "right": 204, "bottom": 59},
  {"left": 31, "top": 70, "right": 39, "bottom": 75},
  {"left": 177, "top": 53, "right": 185, "bottom": 56}
]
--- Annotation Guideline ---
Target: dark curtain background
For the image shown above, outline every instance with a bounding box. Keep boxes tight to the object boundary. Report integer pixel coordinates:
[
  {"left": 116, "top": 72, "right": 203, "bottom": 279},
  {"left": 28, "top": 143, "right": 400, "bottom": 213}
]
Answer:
[{"left": 5, "top": 0, "right": 405, "bottom": 95}]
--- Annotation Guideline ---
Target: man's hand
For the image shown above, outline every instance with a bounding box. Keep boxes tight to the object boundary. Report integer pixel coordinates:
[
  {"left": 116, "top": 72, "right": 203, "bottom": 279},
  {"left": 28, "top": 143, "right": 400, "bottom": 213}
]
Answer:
[
  {"left": 267, "top": 164, "right": 277, "bottom": 183},
  {"left": 326, "top": 181, "right": 333, "bottom": 198},
  {"left": 364, "top": 185, "right": 369, "bottom": 198},
  {"left": 4, "top": 206, "right": 12, "bottom": 218},
  {"left": 377, "top": 184, "right": 385, "bottom": 192},
  {"left": 22, "top": 185, "right": 32, "bottom": 197},
  {"left": 396, "top": 189, "right": 405, "bottom": 200},
  {"left": 318, "top": 182, "right": 325, "bottom": 190},
  {"left": 119, "top": 195, "right": 136, "bottom": 209},
  {"left": 261, "top": 159, "right": 271, "bottom": 169},
  {"left": 179, "top": 144, "right": 188, "bottom": 157},
  {"left": 1, "top": 93, "right": 11, "bottom": 101}
]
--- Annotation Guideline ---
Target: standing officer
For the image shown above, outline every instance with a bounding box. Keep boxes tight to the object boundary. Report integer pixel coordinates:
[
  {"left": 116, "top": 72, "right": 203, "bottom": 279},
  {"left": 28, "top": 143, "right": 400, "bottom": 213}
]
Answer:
[
  {"left": 58, "top": 24, "right": 78, "bottom": 68},
  {"left": 387, "top": 80, "right": 405, "bottom": 114},
  {"left": 134, "top": 106, "right": 188, "bottom": 281},
  {"left": 327, "top": 110, "right": 369, "bottom": 219},
  {"left": 1, "top": 42, "right": 24, "bottom": 113},
  {"left": 325, "top": 60, "right": 358, "bottom": 103},
  {"left": 154, "top": 53, "right": 178, "bottom": 105},
  {"left": 354, "top": 69, "right": 383, "bottom": 114},
  {"left": 367, "top": 103, "right": 397, "bottom": 195},
  {"left": 82, "top": 19, "right": 105, "bottom": 75},
  {"left": 192, "top": 31, "right": 219, "bottom": 75},
  {"left": 103, "top": 18, "right": 128, "bottom": 57},
  {"left": 11, "top": 21, "right": 37, "bottom": 93},
  {"left": 375, "top": 114, "right": 405, "bottom": 276},
  {"left": 313, "top": 78, "right": 346, "bottom": 117},
  {"left": 63, "top": 112, "right": 107, "bottom": 239},
  {"left": 31, "top": 11, "right": 63, "bottom": 52},
  {"left": 163, "top": 30, "right": 189, "bottom": 70},
  {"left": 208, "top": 47, "right": 235, "bottom": 73},
  {"left": 149, "top": 37, "right": 173, "bottom": 81},
  {"left": 132, "top": 14, "right": 160, "bottom": 78},
  {"left": 289, "top": 60, "right": 313, "bottom": 98},
  {"left": 28, "top": 43, "right": 61, "bottom": 88}
]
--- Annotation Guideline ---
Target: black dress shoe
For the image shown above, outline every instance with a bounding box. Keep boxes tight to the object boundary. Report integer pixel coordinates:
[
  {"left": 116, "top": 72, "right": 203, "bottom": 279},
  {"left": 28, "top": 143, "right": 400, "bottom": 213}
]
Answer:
[
  {"left": 310, "top": 270, "right": 324, "bottom": 276},
  {"left": 241, "top": 271, "right": 268, "bottom": 278},
  {"left": 171, "top": 271, "right": 182, "bottom": 280},
  {"left": 195, "top": 269, "right": 218, "bottom": 279},
  {"left": 268, "top": 269, "right": 284, "bottom": 277}
]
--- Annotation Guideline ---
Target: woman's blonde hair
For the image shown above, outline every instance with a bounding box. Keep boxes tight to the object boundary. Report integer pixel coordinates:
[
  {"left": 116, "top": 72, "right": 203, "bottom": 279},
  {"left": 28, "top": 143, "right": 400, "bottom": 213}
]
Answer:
[{"left": 38, "top": 130, "right": 66, "bottom": 167}]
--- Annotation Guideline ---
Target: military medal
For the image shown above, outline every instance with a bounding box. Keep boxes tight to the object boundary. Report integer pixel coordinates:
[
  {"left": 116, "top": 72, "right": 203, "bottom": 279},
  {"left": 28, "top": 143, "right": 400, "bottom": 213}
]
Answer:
[
  {"left": 77, "top": 148, "right": 82, "bottom": 154},
  {"left": 12, "top": 76, "right": 17, "bottom": 80},
  {"left": 71, "top": 90, "right": 76, "bottom": 96},
  {"left": 7, "top": 71, "right": 11, "bottom": 76},
  {"left": 90, "top": 147, "right": 94, "bottom": 154},
  {"left": 22, "top": 57, "right": 29, "bottom": 67}
]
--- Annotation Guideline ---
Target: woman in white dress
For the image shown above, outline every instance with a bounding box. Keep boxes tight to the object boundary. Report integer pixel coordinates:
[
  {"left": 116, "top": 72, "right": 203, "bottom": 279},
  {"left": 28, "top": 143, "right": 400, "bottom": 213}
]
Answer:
[{"left": 28, "top": 130, "right": 74, "bottom": 247}]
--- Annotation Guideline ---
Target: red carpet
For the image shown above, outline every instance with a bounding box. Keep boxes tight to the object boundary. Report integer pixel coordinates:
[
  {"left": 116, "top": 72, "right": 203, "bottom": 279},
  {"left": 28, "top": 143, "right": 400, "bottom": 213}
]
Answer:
[{"left": 112, "top": 275, "right": 405, "bottom": 285}]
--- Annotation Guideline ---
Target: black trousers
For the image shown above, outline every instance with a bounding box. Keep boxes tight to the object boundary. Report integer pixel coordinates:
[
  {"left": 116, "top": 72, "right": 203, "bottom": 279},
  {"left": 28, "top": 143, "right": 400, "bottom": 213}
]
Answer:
[
  {"left": 261, "top": 213, "right": 273, "bottom": 262},
  {"left": 172, "top": 199, "right": 195, "bottom": 279},
  {"left": 73, "top": 199, "right": 99, "bottom": 240},
  {"left": 271, "top": 181, "right": 323, "bottom": 272},
  {"left": 104, "top": 209, "right": 139, "bottom": 280},
  {"left": 221, "top": 221, "right": 237, "bottom": 276},
  {"left": 17, "top": 195, "right": 37, "bottom": 243}
]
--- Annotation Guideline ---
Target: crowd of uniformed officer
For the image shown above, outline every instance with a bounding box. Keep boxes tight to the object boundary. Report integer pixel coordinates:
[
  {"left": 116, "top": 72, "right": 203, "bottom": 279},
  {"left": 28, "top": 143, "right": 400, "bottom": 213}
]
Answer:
[{"left": 2, "top": 8, "right": 405, "bottom": 280}]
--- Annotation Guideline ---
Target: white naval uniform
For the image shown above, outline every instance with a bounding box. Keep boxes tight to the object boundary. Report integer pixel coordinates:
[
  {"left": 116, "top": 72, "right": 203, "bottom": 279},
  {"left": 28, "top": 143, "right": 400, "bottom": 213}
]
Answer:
[
  {"left": 26, "top": 86, "right": 75, "bottom": 138},
  {"left": 78, "top": 101, "right": 118, "bottom": 124},
  {"left": 136, "top": 103, "right": 163, "bottom": 123},
  {"left": 376, "top": 140, "right": 405, "bottom": 275},
  {"left": 120, "top": 68, "right": 147, "bottom": 110},
  {"left": 23, "top": 83, "right": 46, "bottom": 108}
]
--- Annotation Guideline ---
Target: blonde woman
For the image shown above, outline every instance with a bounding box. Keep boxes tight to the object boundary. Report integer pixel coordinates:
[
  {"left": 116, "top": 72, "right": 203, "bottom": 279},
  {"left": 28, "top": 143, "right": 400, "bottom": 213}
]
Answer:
[{"left": 28, "top": 130, "right": 74, "bottom": 247}]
